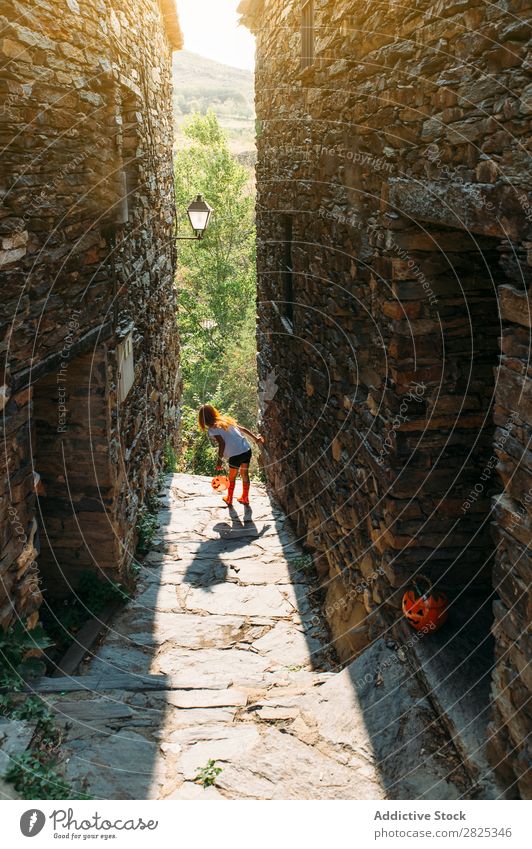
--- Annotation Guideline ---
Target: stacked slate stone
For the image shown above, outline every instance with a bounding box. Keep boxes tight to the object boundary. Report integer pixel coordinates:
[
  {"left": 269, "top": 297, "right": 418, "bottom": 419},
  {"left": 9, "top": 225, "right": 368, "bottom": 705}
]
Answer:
[
  {"left": 242, "top": 0, "right": 531, "bottom": 797},
  {"left": 490, "top": 287, "right": 531, "bottom": 798},
  {"left": 0, "top": 0, "right": 181, "bottom": 624}
]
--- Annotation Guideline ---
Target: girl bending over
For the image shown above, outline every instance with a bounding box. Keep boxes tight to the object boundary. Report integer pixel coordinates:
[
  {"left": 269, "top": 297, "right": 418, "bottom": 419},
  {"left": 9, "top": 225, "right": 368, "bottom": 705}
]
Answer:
[{"left": 198, "top": 404, "right": 264, "bottom": 506}]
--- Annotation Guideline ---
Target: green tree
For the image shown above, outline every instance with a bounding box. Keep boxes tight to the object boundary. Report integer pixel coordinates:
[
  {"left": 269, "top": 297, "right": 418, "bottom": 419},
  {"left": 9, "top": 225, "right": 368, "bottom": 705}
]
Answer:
[{"left": 174, "top": 112, "right": 260, "bottom": 476}]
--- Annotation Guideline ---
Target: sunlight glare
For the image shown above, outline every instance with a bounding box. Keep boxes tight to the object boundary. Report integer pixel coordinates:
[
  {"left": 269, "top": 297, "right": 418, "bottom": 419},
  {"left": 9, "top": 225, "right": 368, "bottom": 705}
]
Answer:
[{"left": 176, "top": 0, "right": 256, "bottom": 70}]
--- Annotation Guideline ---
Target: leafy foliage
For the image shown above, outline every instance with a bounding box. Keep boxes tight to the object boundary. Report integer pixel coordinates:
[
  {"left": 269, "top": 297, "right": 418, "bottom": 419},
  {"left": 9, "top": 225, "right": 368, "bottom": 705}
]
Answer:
[
  {"left": 164, "top": 440, "right": 179, "bottom": 473},
  {"left": 194, "top": 759, "right": 223, "bottom": 788},
  {"left": 40, "top": 571, "right": 128, "bottom": 657},
  {"left": 0, "top": 693, "right": 12, "bottom": 714},
  {"left": 289, "top": 554, "right": 314, "bottom": 574},
  {"left": 136, "top": 505, "right": 159, "bottom": 555},
  {"left": 1, "top": 694, "right": 90, "bottom": 800},
  {"left": 0, "top": 622, "right": 54, "bottom": 691},
  {"left": 179, "top": 405, "right": 214, "bottom": 476},
  {"left": 0, "top": 693, "right": 53, "bottom": 726},
  {"left": 175, "top": 113, "right": 261, "bottom": 478},
  {"left": 5, "top": 752, "right": 89, "bottom": 800},
  {"left": 175, "top": 111, "right": 256, "bottom": 378},
  {"left": 77, "top": 571, "right": 129, "bottom": 612}
]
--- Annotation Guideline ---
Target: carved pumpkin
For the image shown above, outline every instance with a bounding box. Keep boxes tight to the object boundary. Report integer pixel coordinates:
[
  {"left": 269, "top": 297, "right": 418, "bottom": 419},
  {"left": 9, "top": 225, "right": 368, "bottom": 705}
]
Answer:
[
  {"left": 211, "top": 475, "right": 229, "bottom": 493},
  {"left": 402, "top": 575, "right": 448, "bottom": 632}
]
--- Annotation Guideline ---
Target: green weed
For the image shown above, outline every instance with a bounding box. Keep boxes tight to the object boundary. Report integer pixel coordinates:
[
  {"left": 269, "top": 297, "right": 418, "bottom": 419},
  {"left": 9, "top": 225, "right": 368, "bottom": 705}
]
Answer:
[
  {"left": 288, "top": 554, "right": 314, "bottom": 573},
  {"left": 194, "top": 759, "right": 223, "bottom": 788},
  {"left": 40, "top": 572, "right": 129, "bottom": 656},
  {"left": 4, "top": 752, "right": 90, "bottom": 800},
  {"left": 164, "top": 440, "right": 178, "bottom": 472},
  {"left": 0, "top": 622, "right": 54, "bottom": 691},
  {"left": 136, "top": 505, "right": 159, "bottom": 554},
  {"left": 1, "top": 694, "right": 91, "bottom": 800}
]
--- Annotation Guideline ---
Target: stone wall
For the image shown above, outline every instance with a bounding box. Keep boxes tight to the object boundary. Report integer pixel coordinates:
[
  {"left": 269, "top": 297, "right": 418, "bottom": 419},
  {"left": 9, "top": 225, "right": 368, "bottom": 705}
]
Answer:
[
  {"left": 0, "top": 1, "right": 181, "bottom": 613},
  {"left": 241, "top": 0, "right": 531, "bottom": 796}
]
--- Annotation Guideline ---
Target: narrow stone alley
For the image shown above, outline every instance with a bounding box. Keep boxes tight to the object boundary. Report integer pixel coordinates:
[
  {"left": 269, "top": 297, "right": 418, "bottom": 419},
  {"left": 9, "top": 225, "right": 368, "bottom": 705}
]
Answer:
[{"left": 46, "top": 475, "right": 474, "bottom": 800}]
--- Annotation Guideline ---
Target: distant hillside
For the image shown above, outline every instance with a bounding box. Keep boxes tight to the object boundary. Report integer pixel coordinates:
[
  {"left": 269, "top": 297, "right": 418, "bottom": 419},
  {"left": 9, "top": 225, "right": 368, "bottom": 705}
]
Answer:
[{"left": 172, "top": 51, "right": 256, "bottom": 155}]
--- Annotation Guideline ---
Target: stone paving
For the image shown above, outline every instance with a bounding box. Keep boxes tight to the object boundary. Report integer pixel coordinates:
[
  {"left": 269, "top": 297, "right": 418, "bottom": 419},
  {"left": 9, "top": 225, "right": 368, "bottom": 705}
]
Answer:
[{"left": 52, "top": 474, "right": 473, "bottom": 800}]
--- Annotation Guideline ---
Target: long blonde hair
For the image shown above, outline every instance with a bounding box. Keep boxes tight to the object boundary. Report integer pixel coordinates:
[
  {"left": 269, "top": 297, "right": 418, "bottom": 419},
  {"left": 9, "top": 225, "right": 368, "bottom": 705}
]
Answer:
[{"left": 198, "top": 404, "right": 236, "bottom": 431}]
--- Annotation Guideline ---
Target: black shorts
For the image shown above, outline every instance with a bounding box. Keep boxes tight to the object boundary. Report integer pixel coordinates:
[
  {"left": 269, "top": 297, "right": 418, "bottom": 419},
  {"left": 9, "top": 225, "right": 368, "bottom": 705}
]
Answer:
[{"left": 228, "top": 449, "right": 252, "bottom": 469}]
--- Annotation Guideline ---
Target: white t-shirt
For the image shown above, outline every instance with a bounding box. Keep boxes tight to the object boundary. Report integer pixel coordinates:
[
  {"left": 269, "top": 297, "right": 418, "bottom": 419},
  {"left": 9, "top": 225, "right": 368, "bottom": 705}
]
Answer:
[{"left": 208, "top": 424, "right": 251, "bottom": 459}]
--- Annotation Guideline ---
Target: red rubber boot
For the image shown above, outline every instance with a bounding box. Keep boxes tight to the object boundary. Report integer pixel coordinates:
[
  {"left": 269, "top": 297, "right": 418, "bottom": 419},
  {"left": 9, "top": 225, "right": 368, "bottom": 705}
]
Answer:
[
  {"left": 237, "top": 482, "right": 250, "bottom": 505},
  {"left": 223, "top": 480, "right": 235, "bottom": 506}
]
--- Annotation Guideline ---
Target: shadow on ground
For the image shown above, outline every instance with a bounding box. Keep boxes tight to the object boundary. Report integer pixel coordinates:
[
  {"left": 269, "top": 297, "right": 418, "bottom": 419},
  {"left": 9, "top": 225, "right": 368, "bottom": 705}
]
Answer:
[{"left": 36, "top": 473, "right": 481, "bottom": 800}]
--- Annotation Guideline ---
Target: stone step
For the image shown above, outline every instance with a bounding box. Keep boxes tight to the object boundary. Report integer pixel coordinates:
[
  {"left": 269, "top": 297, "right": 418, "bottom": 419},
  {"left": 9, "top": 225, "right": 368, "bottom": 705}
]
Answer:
[
  {"left": 52, "top": 602, "right": 122, "bottom": 678},
  {"left": 29, "top": 672, "right": 169, "bottom": 693}
]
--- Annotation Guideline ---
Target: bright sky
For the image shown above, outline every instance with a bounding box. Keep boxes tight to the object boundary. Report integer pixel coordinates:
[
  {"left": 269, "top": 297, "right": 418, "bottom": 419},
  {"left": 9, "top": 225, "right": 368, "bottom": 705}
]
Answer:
[{"left": 177, "top": 0, "right": 256, "bottom": 71}]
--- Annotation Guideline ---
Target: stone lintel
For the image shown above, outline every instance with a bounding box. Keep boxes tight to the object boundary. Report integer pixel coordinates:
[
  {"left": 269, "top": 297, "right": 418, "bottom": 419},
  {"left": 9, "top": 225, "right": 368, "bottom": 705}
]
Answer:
[{"left": 11, "top": 321, "right": 114, "bottom": 392}]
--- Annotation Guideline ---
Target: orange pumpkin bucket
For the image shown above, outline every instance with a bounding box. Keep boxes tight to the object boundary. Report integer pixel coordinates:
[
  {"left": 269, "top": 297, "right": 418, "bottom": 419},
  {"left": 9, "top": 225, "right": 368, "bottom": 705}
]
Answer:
[
  {"left": 211, "top": 475, "right": 229, "bottom": 494},
  {"left": 402, "top": 575, "right": 448, "bottom": 632}
]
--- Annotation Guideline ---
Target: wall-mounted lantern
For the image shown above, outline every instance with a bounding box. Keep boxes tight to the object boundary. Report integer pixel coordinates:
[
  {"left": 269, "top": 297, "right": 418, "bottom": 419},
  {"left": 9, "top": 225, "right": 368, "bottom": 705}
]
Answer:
[{"left": 176, "top": 195, "right": 213, "bottom": 241}]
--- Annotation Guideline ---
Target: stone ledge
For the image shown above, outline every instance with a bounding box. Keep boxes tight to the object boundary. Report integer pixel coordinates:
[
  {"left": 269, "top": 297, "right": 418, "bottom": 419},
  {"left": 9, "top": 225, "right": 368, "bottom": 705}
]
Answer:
[
  {"left": 499, "top": 284, "right": 532, "bottom": 329},
  {"left": 10, "top": 321, "right": 114, "bottom": 391}
]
